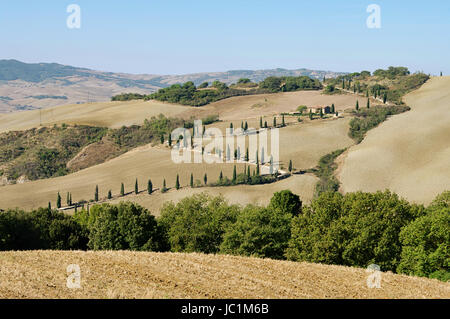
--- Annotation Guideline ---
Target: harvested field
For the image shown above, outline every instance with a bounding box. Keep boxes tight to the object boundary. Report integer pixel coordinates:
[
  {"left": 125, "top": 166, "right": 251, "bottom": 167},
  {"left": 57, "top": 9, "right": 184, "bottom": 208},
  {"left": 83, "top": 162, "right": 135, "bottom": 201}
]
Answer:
[
  {"left": 338, "top": 76, "right": 450, "bottom": 204},
  {"left": 0, "top": 251, "right": 448, "bottom": 299},
  {"left": 106, "top": 174, "right": 318, "bottom": 215},
  {"left": 0, "top": 90, "right": 362, "bottom": 133}
]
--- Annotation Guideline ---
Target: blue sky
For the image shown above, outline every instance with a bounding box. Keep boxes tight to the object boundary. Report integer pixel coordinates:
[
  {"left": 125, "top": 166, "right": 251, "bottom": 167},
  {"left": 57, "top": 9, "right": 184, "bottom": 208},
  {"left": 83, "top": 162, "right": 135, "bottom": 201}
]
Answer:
[{"left": 0, "top": 0, "right": 449, "bottom": 75}]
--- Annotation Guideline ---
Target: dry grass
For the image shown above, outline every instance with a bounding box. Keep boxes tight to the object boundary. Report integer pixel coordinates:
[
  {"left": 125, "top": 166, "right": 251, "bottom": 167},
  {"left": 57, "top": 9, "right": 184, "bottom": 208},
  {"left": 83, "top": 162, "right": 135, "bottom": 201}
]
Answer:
[
  {"left": 338, "top": 76, "right": 450, "bottom": 204},
  {"left": 0, "top": 251, "right": 448, "bottom": 299}
]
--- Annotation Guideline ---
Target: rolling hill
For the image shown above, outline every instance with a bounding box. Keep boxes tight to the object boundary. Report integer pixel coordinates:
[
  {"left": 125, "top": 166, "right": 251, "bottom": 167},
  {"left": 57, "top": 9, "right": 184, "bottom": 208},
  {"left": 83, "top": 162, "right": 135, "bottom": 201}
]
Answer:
[
  {"left": 0, "top": 60, "right": 345, "bottom": 113},
  {"left": 338, "top": 76, "right": 450, "bottom": 204},
  {"left": 0, "top": 251, "right": 448, "bottom": 299}
]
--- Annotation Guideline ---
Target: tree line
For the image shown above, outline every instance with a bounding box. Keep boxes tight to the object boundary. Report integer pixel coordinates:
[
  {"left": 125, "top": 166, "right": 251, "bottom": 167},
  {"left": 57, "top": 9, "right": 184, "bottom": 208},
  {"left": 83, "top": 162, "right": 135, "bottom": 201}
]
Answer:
[{"left": 1, "top": 190, "right": 448, "bottom": 282}]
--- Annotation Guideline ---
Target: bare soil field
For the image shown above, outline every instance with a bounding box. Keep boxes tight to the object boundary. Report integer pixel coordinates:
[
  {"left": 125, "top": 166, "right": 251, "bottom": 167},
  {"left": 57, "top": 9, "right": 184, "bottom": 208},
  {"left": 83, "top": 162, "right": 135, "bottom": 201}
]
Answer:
[
  {"left": 0, "top": 90, "right": 362, "bottom": 133},
  {"left": 183, "top": 90, "right": 365, "bottom": 121},
  {"left": 0, "top": 100, "right": 189, "bottom": 133},
  {"left": 0, "top": 251, "right": 448, "bottom": 299},
  {"left": 338, "top": 77, "right": 450, "bottom": 204}
]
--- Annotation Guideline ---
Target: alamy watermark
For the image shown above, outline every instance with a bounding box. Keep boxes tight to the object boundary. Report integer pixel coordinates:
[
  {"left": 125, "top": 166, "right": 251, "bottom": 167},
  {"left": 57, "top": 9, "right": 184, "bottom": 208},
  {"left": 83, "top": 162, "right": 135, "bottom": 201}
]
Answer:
[
  {"left": 66, "top": 264, "right": 81, "bottom": 289},
  {"left": 170, "top": 120, "right": 280, "bottom": 171},
  {"left": 366, "top": 264, "right": 382, "bottom": 289},
  {"left": 67, "top": 4, "right": 81, "bottom": 29},
  {"left": 366, "top": 4, "right": 381, "bottom": 29}
]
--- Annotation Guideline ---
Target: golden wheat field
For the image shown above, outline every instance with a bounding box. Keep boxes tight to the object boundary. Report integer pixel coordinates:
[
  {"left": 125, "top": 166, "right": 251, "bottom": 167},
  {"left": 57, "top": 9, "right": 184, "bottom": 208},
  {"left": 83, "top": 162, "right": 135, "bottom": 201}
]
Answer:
[
  {"left": 338, "top": 76, "right": 450, "bottom": 204},
  {"left": 0, "top": 251, "right": 448, "bottom": 299}
]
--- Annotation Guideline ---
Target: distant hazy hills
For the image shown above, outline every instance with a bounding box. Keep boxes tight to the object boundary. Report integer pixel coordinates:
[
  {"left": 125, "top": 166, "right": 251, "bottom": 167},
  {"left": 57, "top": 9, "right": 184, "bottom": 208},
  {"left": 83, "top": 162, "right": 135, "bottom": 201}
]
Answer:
[{"left": 0, "top": 59, "right": 345, "bottom": 113}]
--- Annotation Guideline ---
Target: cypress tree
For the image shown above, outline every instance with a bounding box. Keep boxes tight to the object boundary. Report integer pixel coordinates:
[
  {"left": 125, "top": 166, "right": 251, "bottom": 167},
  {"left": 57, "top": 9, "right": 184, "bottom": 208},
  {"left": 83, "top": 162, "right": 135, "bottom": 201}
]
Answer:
[
  {"left": 176, "top": 174, "right": 180, "bottom": 190},
  {"left": 57, "top": 192, "right": 62, "bottom": 209},
  {"left": 241, "top": 121, "right": 243, "bottom": 129},
  {"left": 168, "top": 134, "right": 172, "bottom": 147},
  {"left": 232, "top": 165, "right": 237, "bottom": 183},
  {"left": 264, "top": 121, "right": 268, "bottom": 128},
  {"left": 48, "top": 202, "right": 52, "bottom": 211},
  {"left": 319, "top": 108, "right": 324, "bottom": 118},
  {"left": 367, "top": 98, "right": 370, "bottom": 109},
  {"left": 383, "top": 93, "right": 387, "bottom": 104},
  {"left": 282, "top": 115, "right": 286, "bottom": 127},
  {"left": 203, "top": 126, "right": 206, "bottom": 136},
  {"left": 273, "top": 117, "right": 277, "bottom": 127},
  {"left": 356, "top": 100, "right": 360, "bottom": 111},
  {"left": 247, "top": 166, "right": 251, "bottom": 180},
  {"left": 219, "top": 171, "right": 223, "bottom": 182},
  {"left": 230, "top": 123, "right": 233, "bottom": 134},
  {"left": 289, "top": 160, "right": 293, "bottom": 173},
  {"left": 95, "top": 185, "right": 99, "bottom": 202},
  {"left": 135, "top": 179, "right": 139, "bottom": 194},
  {"left": 309, "top": 109, "right": 313, "bottom": 120},
  {"left": 260, "top": 117, "right": 263, "bottom": 128},
  {"left": 190, "top": 173, "right": 194, "bottom": 188},
  {"left": 160, "top": 135, "right": 164, "bottom": 144},
  {"left": 67, "top": 192, "right": 70, "bottom": 206},
  {"left": 244, "top": 121, "right": 248, "bottom": 131},
  {"left": 148, "top": 179, "right": 153, "bottom": 194},
  {"left": 440, "top": 71, "right": 443, "bottom": 77},
  {"left": 204, "top": 173, "right": 208, "bottom": 185},
  {"left": 331, "top": 104, "right": 335, "bottom": 114},
  {"left": 162, "top": 179, "right": 167, "bottom": 192},
  {"left": 108, "top": 190, "right": 112, "bottom": 199},
  {"left": 245, "top": 148, "right": 249, "bottom": 162},
  {"left": 120, "top": 183, "right": 125, "bottom": 196}
]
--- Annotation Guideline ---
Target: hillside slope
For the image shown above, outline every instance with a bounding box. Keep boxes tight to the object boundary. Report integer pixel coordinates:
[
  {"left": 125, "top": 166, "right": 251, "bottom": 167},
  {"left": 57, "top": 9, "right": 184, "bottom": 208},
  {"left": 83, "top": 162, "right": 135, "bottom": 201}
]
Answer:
[
  {"left": 338, "top": 76, "right": 450, "bottom": 204},
  {"left": 0, "top": 251, "right": 448, "bottom": 299}
]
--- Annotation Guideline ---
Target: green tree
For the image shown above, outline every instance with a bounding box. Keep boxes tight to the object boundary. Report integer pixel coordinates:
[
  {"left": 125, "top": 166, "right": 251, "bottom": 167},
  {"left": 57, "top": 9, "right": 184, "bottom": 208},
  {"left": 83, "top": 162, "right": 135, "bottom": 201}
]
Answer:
[
  {"left": 190, "top": 173, "right": 194, "bottom": 188},
  {"left": 204, "top": 173, "right": 208, "bottom": 185},
  {"left": 57, "top": 192, "right": 62, "bottom": 209},
  {"left": 356, "top": 100, "right": 359, "bottom": 111},
  {"left": 148, "top": 179, "right": 153, "bottom": 194},
  {"left": 260, "top": 117, "right": 263, "bottom": 128},
  {"left": 121, "top": 183, "right": 125, "bottom": 197},
  {"left": 95, "top": 185, "right": 99, "bottom": 202},
  {"left": 383, "top": 93, "right": 387, "bottom": 104},
  {"left": 245, "top": 148, "right": 249, "bottom": 162},
  {"left": 220, "top": 205, "right": 292, "bottom": 260},
  {"left": 319, "top": 108, "right": 324, "bottom": 118},
  {"left": 397, "top": 192, "right": 450, "bottom": 281},
  {"left": 232, "top": 166, "right": 237, "bottom": 183},
  {"left": 288, "top": 160, "right": 293, "bottom": 173},
  {"left": 331, "top": 104, "right": 335, "bottom": 114},
  {"left": 367, "top": 98, "right": 370, "bottom": 109},
  {"left": 269, "top": 190, "right": 302, "bottom": 216},
  {"left": 168, "top": 134, "right": 172, "bottom": 147},
  {"left": 160, "top": 135, "right": 164, "bottom": 144},
  {"left": 135, "top": 179, "right": 139, "bottom": 195},
  {"left": 286, "top": 191, "right": 422, "bottom": 272},
  {"left": 282, "top": 115, "right": 286, "bottom": 127},
  {"left": 219, "top": 171, "right": 223, "bottom": 182},
  {"left": 162, "top": 179, "right": 167, "bottom": 193},
  {"left": 176, "top": 174, "right": 180, "bottom": 190},
  {"left": 86, "top": 202, "right": 165, "bottom": 251},
  {"left": 159, "top": 194, "right": 240, "bottom": 253},
  {"left": 108, "top": 190, "right": 112, "bottom": 199},
  {"left": 273, "top": 117, "right": 277, "bottom": 127},
  {"left": 309, "top": 109, "right": 313, "bottom": 120},
  {"left": 48, "top": 202, "right": 52, "bottom": 211}
]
